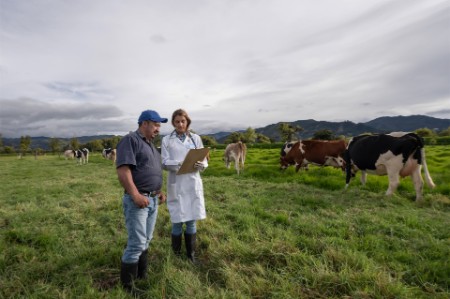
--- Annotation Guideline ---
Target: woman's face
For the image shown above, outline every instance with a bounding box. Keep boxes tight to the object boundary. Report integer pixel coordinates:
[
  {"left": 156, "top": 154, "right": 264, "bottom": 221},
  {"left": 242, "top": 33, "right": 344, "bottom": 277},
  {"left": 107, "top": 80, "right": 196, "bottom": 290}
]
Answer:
[{"left": 173, "top": 115, "right": 188, "bottom": 134}]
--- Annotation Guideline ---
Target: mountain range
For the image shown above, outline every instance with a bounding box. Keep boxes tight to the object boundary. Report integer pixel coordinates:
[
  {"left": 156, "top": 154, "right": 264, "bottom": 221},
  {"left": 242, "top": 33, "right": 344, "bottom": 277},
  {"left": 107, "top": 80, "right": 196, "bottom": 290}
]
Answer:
[{"left": 2, "top": 115, "right": 449, "bottom": 150}]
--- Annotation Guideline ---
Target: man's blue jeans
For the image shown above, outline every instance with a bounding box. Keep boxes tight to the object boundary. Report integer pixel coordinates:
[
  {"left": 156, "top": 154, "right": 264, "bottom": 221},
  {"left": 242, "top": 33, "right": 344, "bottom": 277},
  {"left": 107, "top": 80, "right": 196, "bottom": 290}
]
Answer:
[{"left": 121, "top": 194, "right": 158, "bottom": 263}]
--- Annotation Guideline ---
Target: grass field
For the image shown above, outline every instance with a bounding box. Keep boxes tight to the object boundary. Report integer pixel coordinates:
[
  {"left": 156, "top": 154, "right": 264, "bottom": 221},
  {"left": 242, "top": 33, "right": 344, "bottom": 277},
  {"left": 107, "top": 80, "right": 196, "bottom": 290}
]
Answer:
[{"left": 0, "top": 146, "right": 449, "bottom": 298}]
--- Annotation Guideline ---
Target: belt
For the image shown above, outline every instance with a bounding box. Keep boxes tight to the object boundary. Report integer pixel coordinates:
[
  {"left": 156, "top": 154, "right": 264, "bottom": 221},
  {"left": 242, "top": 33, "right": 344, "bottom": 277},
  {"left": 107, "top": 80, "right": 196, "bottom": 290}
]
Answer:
[
  {"left": 125, "top": 190, "right": 160, "bottom": 197},
  {"left": 140, "top": 190, "right": 159, "bottom": 197}
]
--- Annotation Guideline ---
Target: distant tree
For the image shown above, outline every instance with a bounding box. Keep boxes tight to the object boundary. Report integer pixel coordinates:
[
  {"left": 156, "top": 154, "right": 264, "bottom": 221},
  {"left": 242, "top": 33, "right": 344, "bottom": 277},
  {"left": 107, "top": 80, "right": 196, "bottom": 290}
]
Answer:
[
  {"left": 86, "top": 139, "right": 103, "bottom": 152},
  {"left": 34, "top": 148, "right": 44, "bottom": 155},
  {"left": 278, "top": 123, "right": 303, "bottom": 142},
  {"left": 414, "top": 128, "right": 435, "bottom": 138},
  {"left": 201, "top": 135, "right": 217, "bottom": 147},
  {"left": 312, "top": 129, "right": 335, "bottom": 140},
  {"left": 0, "top": 133, "right": 3, "bottom": 153},
  {"left": 3, "top": 146, "right": 15, "bottom": 154},
  {"left": 70, "top": 137, "right": 80, "bottom": 150},
  {"left": 102, "top": 138, "right": 113, "bottom": 149},
  {"left": 225, "top": 132, "right": 244, "bottom": 143},
  {"left": 243, "top": 127, "right": 257, "bottom": 144},
  {"left": 49, "top": 138, "right": 61, "bottom": 154},
  {"left": 256, "top": 133, "right": 271, "bottom": 144},
  {"left": 103, "top": 136, "right": 122, "bottom": 149},
  {"left": 19, "top": 135, "right": 31, "bottom": 155},
  {"left": 438, "top": 126, "right": 450, "bottom": 137}
]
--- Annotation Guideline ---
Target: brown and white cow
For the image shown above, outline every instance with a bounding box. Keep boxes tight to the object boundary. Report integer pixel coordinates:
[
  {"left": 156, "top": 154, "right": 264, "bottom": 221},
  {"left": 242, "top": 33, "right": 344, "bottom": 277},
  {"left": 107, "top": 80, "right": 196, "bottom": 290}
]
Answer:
[
  {"left": 102, "top": 148, "right": 116, "bottom": 163},
  {"left": 344, "top": 132, "right": 435, "bottom": 201},
  {"left": 280, "top": 139, "right": 347, "bottom": 172},
  {"left": 224, "top": 141, "right": 247, "bottom": 175}
]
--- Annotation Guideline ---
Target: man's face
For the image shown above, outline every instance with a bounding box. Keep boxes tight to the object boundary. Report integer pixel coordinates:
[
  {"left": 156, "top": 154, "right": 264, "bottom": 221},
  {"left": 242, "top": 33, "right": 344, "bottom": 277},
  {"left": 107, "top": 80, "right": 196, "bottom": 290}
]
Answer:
[{"left": 142, "top": 121, "right": 161, "bottom": 140}]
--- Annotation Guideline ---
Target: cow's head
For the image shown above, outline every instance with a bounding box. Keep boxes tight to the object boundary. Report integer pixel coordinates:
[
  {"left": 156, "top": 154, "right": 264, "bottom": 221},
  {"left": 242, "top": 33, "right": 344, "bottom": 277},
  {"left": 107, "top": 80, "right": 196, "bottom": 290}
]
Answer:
[
  {"left": 324, "top": 155, "right": 346, "bottom": 171},
  {"left": 280, "top": 141, "right": 295, "bottom": 157},
  {"left": 280, "top": 156, "right": 296, "bottom": 171}
]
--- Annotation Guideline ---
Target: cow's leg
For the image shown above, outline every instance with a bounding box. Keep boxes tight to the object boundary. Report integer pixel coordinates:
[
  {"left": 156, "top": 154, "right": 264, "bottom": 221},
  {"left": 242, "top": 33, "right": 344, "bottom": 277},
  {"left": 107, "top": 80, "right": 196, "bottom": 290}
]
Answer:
[
  {"left": 225, "top": 158, "right": 230, "bottom": 169},
  {"left": 410, "top": 168, "right": 424, "bottom": 201},
  {"left": 386, "top": 171, "right": 400, "bottom": 196},
  {"left": 235, "top": 160, "right": 240, "bottom": 175},
  {"left": 360, "top": 171, "right": 367, "bottom": 185}
]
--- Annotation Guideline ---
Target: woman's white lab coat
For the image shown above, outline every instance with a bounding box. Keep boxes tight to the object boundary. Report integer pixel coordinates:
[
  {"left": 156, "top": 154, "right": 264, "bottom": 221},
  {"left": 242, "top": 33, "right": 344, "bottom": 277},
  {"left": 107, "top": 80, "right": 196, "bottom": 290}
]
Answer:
[{"left": 161, "top": 132, "right": 208, "bottom": 223}]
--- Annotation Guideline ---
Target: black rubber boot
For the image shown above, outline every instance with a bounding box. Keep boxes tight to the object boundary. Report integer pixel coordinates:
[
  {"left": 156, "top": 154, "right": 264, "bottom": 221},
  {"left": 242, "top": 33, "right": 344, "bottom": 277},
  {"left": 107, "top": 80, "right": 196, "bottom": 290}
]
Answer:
[
  {"left": 184, "top": 232, "right": 197, "bottom": 263},
  {"left": 137, "top": 249, "right": 148, "bottom": 279},
  {"left": 171, "top": 234, "right": 182, "bottom": 256},
  {"left": 120, "top": 261, "right": 138, "bottom": 291}
]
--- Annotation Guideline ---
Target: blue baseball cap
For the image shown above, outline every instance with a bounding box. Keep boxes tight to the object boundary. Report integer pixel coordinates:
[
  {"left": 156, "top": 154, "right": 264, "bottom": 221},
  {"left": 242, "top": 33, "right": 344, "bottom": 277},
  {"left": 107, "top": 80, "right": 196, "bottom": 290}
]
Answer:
[{"left": 138, "top": 110, "right": 168, "bottom": 124}]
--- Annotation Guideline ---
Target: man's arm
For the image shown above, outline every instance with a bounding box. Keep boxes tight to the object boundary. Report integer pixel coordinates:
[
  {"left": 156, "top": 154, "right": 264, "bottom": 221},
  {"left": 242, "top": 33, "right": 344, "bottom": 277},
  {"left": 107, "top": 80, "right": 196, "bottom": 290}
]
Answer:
[{"left": 117, "top": 165, "right": 149, "bottom": 208}]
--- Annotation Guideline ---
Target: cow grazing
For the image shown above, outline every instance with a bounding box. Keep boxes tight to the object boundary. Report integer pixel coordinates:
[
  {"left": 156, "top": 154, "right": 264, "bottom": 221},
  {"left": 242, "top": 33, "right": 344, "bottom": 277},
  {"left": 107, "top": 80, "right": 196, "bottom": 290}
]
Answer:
[
  {"left": 280, "top": 140, "right": 347, "bottom": 172},
  {"left": 64, "top": 149, "right": 76, "bottom": 160},
  {"left": 102, "top": 148, "right": 116, "bottom": 163},
  {"left": 224, "top": 141, "right": 247, "bottom": 175},
  {"left": 344, "top": 132, "right": 435, "bottom": 201},
  {"left": 75, "top": 148, "right": 89, "bottom": 165}
]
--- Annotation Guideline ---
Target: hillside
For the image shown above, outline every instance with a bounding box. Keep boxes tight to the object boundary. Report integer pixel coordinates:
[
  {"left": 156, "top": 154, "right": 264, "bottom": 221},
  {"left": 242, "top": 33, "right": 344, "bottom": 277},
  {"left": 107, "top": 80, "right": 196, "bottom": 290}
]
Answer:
[
  {"left": 2, "top": 115, "right": 449, "bottom": 149},
  {"left": 214, "top": 115, "right": 450, "bottom": 143},
  {"left": 2, "top": 135, "right": 117, "bottom": 151},
  {"left": 365, "top": 115, "right": 450, "bottom": 132}
]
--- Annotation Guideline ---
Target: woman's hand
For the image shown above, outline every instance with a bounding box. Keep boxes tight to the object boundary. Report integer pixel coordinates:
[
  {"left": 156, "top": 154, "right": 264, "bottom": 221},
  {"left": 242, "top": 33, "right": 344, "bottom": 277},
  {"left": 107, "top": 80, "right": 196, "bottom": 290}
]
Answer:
[
  {"left": 158, "top": 192, "right": 167, "bottom": 205},
  {"left": 194, "top": 161, "right": 205, "bottom": 171}
]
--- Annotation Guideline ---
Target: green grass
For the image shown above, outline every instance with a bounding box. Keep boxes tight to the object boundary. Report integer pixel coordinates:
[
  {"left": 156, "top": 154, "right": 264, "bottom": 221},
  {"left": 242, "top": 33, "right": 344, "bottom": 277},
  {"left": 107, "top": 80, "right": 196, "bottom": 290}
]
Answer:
[{"left": 0, "top": 147, "right": 449, "bottom": 298}]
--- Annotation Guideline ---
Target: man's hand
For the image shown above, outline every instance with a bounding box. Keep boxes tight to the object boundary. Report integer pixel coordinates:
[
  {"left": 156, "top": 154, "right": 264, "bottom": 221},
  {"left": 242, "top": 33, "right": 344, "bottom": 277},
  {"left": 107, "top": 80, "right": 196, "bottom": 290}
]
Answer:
[{"left": 132, "top": 193, "right": 149, "bottom": 208}]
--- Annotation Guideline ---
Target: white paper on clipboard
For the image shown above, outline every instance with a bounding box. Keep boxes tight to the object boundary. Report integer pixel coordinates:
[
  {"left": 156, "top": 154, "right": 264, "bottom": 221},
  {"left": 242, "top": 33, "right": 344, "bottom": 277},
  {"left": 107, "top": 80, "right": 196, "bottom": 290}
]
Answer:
[{"left": 176, "top": 148, "right": 209, "bottom": 175}]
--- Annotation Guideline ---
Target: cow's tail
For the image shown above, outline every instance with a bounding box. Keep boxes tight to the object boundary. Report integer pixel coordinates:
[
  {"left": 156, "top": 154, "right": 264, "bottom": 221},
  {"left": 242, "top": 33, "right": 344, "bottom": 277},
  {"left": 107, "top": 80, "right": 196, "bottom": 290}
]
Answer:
[
  {"left": 421, "top": 148, "right": 435, "bottom": 189},
  {"left": 344, "top": 149, "right": 352, "bottom": 189}
]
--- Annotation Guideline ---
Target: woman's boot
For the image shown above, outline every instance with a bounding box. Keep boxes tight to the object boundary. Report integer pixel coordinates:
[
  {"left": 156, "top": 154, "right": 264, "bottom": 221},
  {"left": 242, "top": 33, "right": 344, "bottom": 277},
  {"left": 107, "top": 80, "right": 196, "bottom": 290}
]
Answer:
[
  {"left": 184, "top": 232, "right": 196, "bottom": 263},
  {"left": 171, "top": 234, "right": 182, "bottom": 256}
]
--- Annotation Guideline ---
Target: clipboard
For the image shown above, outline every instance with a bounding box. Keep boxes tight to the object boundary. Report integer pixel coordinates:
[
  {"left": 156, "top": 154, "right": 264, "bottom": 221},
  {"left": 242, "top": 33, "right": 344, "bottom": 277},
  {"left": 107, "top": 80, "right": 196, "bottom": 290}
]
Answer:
[{"left": 176, "top": 148, "right": 210, "bottom": 175}]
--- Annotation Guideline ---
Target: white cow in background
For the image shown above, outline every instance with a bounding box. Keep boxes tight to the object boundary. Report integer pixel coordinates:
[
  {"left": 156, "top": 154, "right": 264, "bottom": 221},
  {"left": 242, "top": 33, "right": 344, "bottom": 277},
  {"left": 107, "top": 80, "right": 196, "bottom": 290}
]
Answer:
[
  {"left": 224, "top": 141, "right": 247, "bottom": 175},
  {"left": 64, "top": 150, "right": 76, "bottom": 160}
]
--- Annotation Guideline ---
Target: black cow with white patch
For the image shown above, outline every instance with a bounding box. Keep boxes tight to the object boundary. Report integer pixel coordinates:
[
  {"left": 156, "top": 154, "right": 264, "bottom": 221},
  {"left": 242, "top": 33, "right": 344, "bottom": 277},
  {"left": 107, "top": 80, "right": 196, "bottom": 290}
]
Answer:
[
  {"left": 344, "top": 132, "right": 435, "bottom": 200},
  {"left": 75, "top": 148, "right": 89, "bottom": 165},
  {"left": 102, "top": 148, "right": 116, "bottom": 163}
]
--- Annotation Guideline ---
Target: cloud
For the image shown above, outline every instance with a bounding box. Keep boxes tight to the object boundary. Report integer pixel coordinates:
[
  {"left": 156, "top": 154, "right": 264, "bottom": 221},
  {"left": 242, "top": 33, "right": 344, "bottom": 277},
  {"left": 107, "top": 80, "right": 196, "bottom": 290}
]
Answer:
[
  {"left": 0, "top": 0, "right": 448, "bottom": 137},
  {"left": 0, "top": 98, "right": 126, "bottom": 137}
]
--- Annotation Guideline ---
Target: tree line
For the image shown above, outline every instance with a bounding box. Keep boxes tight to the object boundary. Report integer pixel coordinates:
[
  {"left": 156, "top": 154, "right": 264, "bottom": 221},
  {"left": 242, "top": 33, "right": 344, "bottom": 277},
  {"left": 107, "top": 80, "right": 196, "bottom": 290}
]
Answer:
[{"left": 1, "top": 126, "right": 449, "bottom": 155}]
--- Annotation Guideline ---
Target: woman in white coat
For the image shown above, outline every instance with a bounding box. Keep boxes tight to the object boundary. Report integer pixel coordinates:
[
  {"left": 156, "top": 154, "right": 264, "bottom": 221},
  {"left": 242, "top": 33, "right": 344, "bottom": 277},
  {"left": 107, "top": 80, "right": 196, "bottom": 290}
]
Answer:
[{"left": 161, "top": 109, "right": 208, "bottom": 263}]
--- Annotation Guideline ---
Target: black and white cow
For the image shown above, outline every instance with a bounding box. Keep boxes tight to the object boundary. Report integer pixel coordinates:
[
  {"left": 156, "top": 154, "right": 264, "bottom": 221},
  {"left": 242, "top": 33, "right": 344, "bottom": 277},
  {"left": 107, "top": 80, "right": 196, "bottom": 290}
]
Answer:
[
  {"left": 344, "top": 132, "right": 435, "bottom": 200},
  {"left": 102, "top": 148, "right": 116, "bottom": 163},
  {"left": 75, "top": 148, "right": 89, "bottom": 165}
]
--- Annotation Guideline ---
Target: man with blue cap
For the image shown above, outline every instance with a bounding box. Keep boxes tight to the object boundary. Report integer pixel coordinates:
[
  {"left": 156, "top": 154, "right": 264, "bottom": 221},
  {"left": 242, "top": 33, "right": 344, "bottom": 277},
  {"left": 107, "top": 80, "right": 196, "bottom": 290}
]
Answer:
[{"left": 115, "top": 109, "right": 168, "bottom": 291}]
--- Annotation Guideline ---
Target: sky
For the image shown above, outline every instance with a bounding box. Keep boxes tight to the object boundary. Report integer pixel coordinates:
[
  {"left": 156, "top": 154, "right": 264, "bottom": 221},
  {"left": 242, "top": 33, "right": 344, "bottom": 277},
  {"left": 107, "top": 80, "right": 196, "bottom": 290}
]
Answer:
[{"left": 0, "top": 0, "right": 449, "bottom": 138}]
